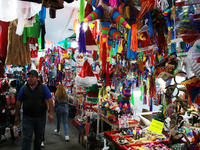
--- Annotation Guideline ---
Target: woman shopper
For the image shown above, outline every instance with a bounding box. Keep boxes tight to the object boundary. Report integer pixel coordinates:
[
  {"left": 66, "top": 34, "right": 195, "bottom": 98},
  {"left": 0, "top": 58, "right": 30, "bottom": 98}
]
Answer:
[{"left": 54, "top": 84, "right": 70, "bottom": 141}]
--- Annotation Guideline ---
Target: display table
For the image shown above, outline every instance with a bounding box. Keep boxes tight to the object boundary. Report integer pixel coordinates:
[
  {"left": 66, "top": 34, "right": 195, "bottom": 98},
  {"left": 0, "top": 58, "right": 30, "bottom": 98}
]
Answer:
[
  {"left": 72, "top": 119, "right": 85, "bottom": 143},
  {"left": 100, "top": 115, "right": 139, "bottom": 132}
]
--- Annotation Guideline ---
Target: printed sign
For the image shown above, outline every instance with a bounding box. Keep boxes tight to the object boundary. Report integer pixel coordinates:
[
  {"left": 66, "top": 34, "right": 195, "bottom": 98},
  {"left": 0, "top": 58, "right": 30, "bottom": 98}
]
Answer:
[{"left": 148, "top": 120, "right": 164, "bottom": 134}]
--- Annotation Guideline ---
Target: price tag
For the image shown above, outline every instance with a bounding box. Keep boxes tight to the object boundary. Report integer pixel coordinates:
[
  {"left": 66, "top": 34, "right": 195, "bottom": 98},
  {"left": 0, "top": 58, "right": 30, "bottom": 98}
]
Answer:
[{"left": 148, "top": 120, "right": 164, "bottom": 134}]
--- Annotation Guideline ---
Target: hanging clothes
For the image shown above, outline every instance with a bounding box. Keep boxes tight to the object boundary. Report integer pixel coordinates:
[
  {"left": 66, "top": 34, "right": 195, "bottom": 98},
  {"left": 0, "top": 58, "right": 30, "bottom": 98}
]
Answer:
[
  {"left": 0, "top": 21, "right": 10, "bottom": 59},
  {"left": 5, "top": 19, "right": 31, "bottom": 66},
  {"left": 23, "top": 14, "right": 41, "bottom": 43},
  {"left": 0, "top": 0, "right": 41, "bottom": 22},
  {"left": 16, "top": 2, "right": 42, "bottom": 35},
  {"left": 39, "top": 6, "right": 46, "bottom": 49},
  {"left": 29, "top": 37, "right": 39, "bottom": 58}
]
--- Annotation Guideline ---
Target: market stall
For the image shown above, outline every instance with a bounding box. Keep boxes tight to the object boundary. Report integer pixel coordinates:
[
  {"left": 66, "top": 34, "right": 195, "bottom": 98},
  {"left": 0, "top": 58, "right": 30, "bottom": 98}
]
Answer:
[{"left": 0, "top": 0, "right": 200, "bottom": 150}]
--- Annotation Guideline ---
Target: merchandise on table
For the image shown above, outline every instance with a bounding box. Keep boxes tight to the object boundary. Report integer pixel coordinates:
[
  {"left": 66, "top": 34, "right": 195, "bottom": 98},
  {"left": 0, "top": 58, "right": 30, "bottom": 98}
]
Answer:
[{"left": 125, "top": 143, "right": 171, "bottom": 150}]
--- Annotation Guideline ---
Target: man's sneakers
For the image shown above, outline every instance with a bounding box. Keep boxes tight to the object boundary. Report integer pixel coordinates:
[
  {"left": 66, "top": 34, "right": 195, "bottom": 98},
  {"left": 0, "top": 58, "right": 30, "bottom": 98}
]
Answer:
[
  {"left": 65, "top": 135, "right": 70, "bottom": 141},
  {"left": 54, "top": 129, "right": 60, "bottom": 135},
  {"left": 41, "top": 141, "right": 44, "bottom": 147}
]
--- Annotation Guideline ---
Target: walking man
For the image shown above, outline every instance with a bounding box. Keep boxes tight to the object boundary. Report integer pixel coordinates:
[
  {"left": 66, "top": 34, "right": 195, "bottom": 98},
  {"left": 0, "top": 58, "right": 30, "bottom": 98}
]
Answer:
[{"left": 15, "top": 70, "right": 53, "bottom": 150}]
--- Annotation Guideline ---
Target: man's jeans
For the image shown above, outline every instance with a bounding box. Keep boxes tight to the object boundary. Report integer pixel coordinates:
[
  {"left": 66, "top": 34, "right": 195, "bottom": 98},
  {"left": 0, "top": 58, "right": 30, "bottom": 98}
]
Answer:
[
  {"left": 21, "top": 115, "right": 46, "bottom": 150},
  {"left": 56, "top": 104, "right": 69, "bottom": 136}
]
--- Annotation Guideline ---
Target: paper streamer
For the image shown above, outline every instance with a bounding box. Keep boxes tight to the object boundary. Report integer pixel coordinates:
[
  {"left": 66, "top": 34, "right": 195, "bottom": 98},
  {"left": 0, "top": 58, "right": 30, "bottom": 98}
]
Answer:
[
  {"left": 130, "top": 24, "right": 138, "bottom": 52},
  {"left": 109, "top": 27, "right": 121, "bottom": 40},
  {"left": 79, "top": 0, "right": 85, "bottom": 22},
  {"left": 131, "top": 91, "right": 134, "bottom": 105}
]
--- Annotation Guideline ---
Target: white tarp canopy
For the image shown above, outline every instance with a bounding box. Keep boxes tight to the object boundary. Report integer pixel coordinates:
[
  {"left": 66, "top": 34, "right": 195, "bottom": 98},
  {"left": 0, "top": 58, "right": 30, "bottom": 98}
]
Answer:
[{"left": 45, "top": 1, "right": 79, "bottom": 43}]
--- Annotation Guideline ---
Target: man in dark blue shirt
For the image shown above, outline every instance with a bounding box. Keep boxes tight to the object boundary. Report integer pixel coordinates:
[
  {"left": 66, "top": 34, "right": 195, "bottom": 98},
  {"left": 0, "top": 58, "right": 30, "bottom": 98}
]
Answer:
[{"left": 15, "top": 70, "right": 53, "bottom": 150}]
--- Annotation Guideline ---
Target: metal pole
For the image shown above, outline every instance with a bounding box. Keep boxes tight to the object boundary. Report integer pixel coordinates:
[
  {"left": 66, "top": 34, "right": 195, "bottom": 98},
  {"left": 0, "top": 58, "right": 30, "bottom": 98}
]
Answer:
[{"left": 97, "top": 99, "right": 100, "bottom": 135}]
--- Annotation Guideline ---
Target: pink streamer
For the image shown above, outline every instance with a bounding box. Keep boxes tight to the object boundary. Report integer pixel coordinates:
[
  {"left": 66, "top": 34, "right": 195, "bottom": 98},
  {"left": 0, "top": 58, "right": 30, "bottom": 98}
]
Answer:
[{"left": 109, "top": 0, "right": 117, "bottom": 7}]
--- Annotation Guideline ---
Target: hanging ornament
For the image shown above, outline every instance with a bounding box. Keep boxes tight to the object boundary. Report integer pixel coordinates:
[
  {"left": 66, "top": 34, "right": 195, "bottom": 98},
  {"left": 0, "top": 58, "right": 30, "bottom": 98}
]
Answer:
[
  {"left": 110, "top": 8, "right": 131, "bottom": 29},
  {"left": 151, "top": 8, "right": 167, "bottom": 55},
  {"left": 84, "top": 6, "right": 104, "bottom": 22},
  {"left": 136, "top": 0, "right": 152, "bottom": 23},
  {"left": 109, "top": 26, "right": 121, "bottom": 40},
  {"left": 100, "top": 20, "right": 111, "bottom": 42}
]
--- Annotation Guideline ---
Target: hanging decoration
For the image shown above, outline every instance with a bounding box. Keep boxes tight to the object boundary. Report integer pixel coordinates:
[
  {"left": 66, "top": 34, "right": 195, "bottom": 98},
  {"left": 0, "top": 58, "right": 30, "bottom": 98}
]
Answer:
[
  {"left": 130, "top": 24, "right": 138, "bottom": 52},
  {"left": 151, "top": 8, "right": 167, "bottom": 55},
  {"left": 78, "top": 22, "right": 86, "bottom": 53},
  {"left": 75, "top": 60, "right": 97, "bottom": 87}
]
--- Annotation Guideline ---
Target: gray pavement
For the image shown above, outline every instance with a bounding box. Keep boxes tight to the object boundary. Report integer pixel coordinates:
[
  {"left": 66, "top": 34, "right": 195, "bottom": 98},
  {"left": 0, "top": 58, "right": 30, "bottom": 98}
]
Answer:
[{"left": 0, "top": 114, "right": 86, "bottom": 150}]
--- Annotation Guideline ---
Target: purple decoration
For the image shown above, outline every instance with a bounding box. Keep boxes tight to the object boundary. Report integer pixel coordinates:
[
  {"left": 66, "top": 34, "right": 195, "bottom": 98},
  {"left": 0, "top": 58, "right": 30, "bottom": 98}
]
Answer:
[
  {"left": 117, "top": 0, "right": 120, "bottom": 6},
  {"left": 48, "top": 58, "right": 51, "bottom": 65},
  {"left": 87, "top": 50, "right": 92, "bottom": 54},
  {"left": 58, "top": 71, "right": 62, "bottom": 81},
  {"left": 136, "top": 130, "right": 140, "bottom": 134},
  {"left": 103, "top": 0, "right": 109, "bottom": 5},
  {"left": 78, "top": 22, "right": 86, "bottom": 53}
]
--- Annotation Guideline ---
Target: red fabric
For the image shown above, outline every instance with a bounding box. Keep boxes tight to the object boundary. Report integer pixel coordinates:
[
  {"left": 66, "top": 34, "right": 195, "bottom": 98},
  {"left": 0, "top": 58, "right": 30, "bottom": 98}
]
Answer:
[
  {"left": 94, "top": 21, "right": 98, "bottom": 39},
  {"left": 86, "top": 27, "right": 96, "bottom": 47},
  {"left": 106, "top": 62, "right": 110, "bottom": 86},
  {"left": 0, "top": 21, "right": 10, "bottom": 59},
  {"left": 93, "top": 50, "right": 97, "bottom": 60},
  {"left": 87, "top": 91, "right": 98, "bottom": 97},
  {"left": 72, "top": 119, "right": 81, "bottom": 129},
  {"left": 85, "top": 122, "right": 91, "bottom": 136},
  {"left": 102, "top": 42, "right": 107, "bottom": 72},
  {"left": 150, "top": 49, "right": 155, "bottom": 66},
  {"left": 78, "top": 60, "right": 94, "bottom": 77},
  {"left": 10, "top": 95, "right": 15, "bottom": 104},
  {"left": 29, "top": 37, "right": 38, "bottom": 58},
  {"left": 0, "top": 61, "right": 4, "bottom": 78},
  {"left": 85, "top": 3, "right": 93, "bottom": 17},
  {"left": 39, "top": 57, "right": 44, "bottom": 71}
]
